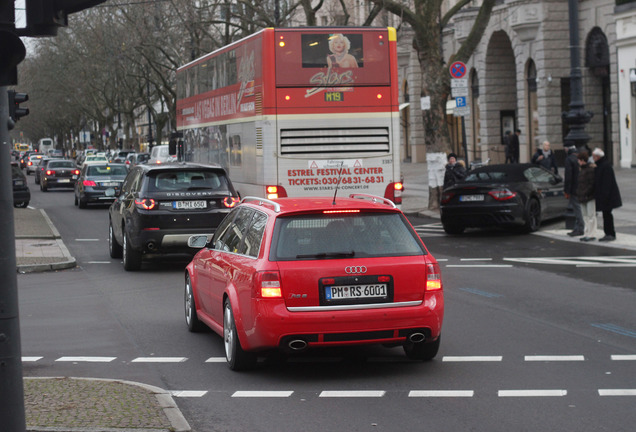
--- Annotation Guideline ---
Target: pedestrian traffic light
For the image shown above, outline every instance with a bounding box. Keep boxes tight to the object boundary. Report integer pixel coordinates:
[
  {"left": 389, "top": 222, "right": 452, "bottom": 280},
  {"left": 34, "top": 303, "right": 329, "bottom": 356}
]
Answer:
[{"left": 8, "top": 90, "right": 29, "bottom": 125}]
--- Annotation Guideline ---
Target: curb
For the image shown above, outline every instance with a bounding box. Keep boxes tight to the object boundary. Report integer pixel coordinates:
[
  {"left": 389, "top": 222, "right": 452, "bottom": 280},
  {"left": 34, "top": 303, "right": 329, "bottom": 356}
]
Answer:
[{"left": 24, "top": 377, "right": 191, "bottom": 432}]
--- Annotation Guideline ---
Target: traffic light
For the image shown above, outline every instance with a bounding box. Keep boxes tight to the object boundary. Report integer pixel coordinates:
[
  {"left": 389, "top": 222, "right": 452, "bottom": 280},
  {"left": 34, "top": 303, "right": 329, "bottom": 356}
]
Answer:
[
  {"left": 24, "top": 0, "right": 107, "bottom": 36},
  {"left": 8, "top": 90, "right": 29, "bottom": 122}
]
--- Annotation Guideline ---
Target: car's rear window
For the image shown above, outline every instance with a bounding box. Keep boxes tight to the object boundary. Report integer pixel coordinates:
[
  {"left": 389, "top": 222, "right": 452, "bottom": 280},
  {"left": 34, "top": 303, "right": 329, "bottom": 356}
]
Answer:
[
  {"left": 147, "top": 170, "right": 231, "bottom": 193},
  {"left": 47, "top": 161, "right": 76, "bottom": 169},
  {"left": 87, "top": 165, "right": 128, "bottom": 176},
  {"left": 271, "top": 213, "right": 426, "bottom": 260},
  {"left": 11, "top": 165, "right": 23, "bottom": 178}
]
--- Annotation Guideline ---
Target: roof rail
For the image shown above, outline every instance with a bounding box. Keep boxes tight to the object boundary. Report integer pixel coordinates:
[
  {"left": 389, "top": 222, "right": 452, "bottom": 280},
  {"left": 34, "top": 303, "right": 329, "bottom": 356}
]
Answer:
[
  {"left": 348, "top": 193, "right": 397, "bottom": 208},
  {"left": 242, "top": 196, "right": 281, "bottom": 212}
]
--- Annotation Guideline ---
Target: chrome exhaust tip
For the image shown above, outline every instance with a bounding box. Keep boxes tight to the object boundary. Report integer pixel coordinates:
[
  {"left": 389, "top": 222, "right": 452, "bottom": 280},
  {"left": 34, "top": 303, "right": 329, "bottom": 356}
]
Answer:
[
  {"left": 288, "top": 339, "right": 308, "bottom": 351},
  {"left": 408, "top": 332, "right": 426, "bottom": 343}
]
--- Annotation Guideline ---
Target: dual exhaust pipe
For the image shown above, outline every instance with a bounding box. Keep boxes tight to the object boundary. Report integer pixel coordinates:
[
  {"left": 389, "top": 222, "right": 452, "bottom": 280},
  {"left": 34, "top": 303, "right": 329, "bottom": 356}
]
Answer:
[{"left": 286, "top": 332, "right": 427, "bottom": 351}]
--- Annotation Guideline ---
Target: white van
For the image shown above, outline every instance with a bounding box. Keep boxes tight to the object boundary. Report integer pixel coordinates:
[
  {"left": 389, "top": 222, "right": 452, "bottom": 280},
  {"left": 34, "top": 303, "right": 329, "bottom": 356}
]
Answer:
[{"left": 148, "top": 144, "right": 176, "bottom": 164}]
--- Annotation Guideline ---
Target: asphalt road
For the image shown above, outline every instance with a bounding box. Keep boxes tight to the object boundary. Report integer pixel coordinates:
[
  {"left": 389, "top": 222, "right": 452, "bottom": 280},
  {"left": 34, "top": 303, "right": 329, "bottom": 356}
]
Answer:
[{"left": 18, "top": 175, "right": 636, "bottom": 432}]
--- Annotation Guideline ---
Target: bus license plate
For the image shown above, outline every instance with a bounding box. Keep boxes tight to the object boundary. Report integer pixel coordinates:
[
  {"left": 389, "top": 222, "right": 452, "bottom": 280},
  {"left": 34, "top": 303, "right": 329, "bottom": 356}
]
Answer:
[
  {"left": 325, "top": 284, "right": 387, "bottom": 300},
  {"left": 460, "top": 194, "right": 484, "bottom": 202},
  {"left": 173, "top": 200, "right": 207, "bottom": 209}
]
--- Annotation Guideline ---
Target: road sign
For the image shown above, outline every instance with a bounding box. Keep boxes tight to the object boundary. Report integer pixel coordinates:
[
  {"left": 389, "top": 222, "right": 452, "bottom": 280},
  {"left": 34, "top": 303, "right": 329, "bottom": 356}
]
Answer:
[
  {"left": 455, "top": 96, "right": 467, "bottom": 108},
  {"left": 452, "top": 86, "right": 469, "bottom": 97},
  {"left": 450, "top": 61, "right": 467, "bottom": 79},
  {"left": 453, "top": 106, "right": 470, "bottom": 117},
  {"left": 451, "top": 78, "right": 468, "bottom": 88}
]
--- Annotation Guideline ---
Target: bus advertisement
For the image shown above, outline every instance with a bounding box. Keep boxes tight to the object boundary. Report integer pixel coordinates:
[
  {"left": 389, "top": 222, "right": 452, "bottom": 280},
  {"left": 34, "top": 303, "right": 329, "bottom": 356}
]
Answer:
[{"left": 176, "top": 27, "right": 402, "bottom": 204}]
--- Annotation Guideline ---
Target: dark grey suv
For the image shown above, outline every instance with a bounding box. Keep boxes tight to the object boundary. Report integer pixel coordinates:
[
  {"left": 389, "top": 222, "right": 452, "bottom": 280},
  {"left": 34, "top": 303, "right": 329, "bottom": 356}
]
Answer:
[{"left": 108, "top": 162, "right": 240, "bottom": 270}]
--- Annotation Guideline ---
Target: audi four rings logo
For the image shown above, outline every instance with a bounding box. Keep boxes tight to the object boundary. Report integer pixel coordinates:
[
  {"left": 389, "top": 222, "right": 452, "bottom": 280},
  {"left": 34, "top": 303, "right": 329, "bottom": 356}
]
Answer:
[{"left": 345, "top": 266, "right": 367, "bottom": 274}]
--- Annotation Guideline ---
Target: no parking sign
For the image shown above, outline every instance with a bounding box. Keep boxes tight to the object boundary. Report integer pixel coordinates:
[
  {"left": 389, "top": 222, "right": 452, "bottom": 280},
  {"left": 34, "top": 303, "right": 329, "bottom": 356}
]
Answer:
[{"left": 449, "top": 61, "right": 467, "bottom": 79}]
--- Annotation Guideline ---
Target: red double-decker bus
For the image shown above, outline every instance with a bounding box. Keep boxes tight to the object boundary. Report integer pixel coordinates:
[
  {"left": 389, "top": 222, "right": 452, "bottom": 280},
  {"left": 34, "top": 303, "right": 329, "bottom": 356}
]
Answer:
[{"left": 176, "top": 27, "right": 402, "bottom": 204}]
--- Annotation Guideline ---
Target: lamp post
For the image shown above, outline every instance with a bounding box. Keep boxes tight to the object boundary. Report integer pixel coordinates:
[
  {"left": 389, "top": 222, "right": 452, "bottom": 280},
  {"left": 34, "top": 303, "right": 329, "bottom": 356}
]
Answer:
[{"left": 561, "top": 0, "right": 593, "bottom": 148}]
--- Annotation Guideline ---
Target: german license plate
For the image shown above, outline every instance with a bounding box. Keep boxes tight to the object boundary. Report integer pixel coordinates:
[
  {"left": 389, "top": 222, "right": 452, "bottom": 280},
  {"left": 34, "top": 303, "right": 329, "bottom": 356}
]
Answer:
[
  {"left": 173, "top": 200, "right": 207, "bottom": 209},
  {"left": 58, "top": 179, "right": 71, "bottom": 183},
  {"left": 325, "top": 284, "right": 387, "bottom": 300},
  {"left": 460, "top": 194, "right": 484, "bottom": 202},
  {"left": 102, "top": 182, "right": 119, "bottom": 187}
]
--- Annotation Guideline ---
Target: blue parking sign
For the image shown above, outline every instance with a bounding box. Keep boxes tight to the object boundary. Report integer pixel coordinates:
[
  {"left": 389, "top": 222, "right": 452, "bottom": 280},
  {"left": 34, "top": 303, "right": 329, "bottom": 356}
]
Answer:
[{"left": 455, "top": 96, "right": 467, "bottom": 107}]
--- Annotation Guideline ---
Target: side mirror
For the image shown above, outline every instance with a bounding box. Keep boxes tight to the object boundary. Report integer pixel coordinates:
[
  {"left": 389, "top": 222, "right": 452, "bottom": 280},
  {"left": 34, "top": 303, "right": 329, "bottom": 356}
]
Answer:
[{"left": 187, "top": 235, "right": 209, "bottom": 249}]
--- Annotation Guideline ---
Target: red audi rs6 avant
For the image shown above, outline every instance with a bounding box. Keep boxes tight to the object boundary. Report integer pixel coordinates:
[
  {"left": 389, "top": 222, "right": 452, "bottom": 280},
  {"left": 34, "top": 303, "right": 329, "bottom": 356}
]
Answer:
[{"left": 184, "top": 194, "right": 444, "bottom": 370}]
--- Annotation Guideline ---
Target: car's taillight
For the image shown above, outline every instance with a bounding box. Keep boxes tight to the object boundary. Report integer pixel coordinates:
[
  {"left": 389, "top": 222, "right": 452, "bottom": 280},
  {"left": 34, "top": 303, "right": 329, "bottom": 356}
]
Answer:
[
  {"left": 83, "top": 180, "right": 97, "bottom": 187},
  {"left": 254, "top": 271, "right": 282, "bottom": 298},
  {"left": 28, "top": 161, "right": 33, "bottom": 166},
  {"left": 488, "top": 189, "right": 516, "bottom": 201},
  {"left": 223, "top": 197, "right": 239, "bottom": 208},
  {"left": 134, "top": 198, "right": 157, "bottom": 210},
  {"left": 441, "top": 192, "right": 455, "bottom": 204},
  {"left": 73, "top": 169, "right": 80, "bottom": 175},
  {"left": 426, "top": 263, "right": 442, "bottom": 291},
  {"left": 266, "top": 185, "right": 287, "bottom": 199},
  {"left": 46, "top": 170, "right": 54, "bottom": 176}
]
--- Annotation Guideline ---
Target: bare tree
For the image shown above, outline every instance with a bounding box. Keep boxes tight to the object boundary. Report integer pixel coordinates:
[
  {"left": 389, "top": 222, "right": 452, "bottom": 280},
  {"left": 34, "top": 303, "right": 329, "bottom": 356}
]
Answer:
[{"left": 368, "top": 0, "right": 496, "bottom": 208}]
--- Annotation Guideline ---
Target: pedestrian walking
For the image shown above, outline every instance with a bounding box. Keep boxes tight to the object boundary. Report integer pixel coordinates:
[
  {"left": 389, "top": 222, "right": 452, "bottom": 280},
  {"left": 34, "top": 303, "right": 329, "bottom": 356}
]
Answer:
[
  {"left": 531, "top": 141, "right": 558, "bottom": 174},
  {"left": 575, "top": 150, "right": 597, "bottom": 242},
  {"left": 508, "top": 129, "right": 520, "bottom": 164},
  {"left": 564, "top": 145, "right": 584, "bottom": 237},
  {"left": 592, "top": 148, "right": 622, "bottom": 241},
  {"left": 443, "top": 153, "right": 467, "bottom": 190}
]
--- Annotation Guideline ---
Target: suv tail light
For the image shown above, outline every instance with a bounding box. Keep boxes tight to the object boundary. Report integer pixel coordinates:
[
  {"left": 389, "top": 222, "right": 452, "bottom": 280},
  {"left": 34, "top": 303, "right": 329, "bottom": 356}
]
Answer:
[
  {"left": 254, "top": 271, "right": 282, "bottom": 298},
  {"left": 223, "top": 197, "right": 239, "bottom": 208},
  {"left": 134, "top": 198, "right": 157, "bottom": 210},
  {"left": 426, "top": 263, "right": 442, "bottom": 291}
]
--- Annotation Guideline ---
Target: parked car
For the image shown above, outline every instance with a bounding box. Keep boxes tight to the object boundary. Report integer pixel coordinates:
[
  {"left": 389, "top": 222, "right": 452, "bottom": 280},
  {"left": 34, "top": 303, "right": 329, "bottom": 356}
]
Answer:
[
  {"left": 108, "top": 162, "right": 240, "bottom": 271},
  {"left": 440, "top": 163, "right": 568, "bottom": 234},
  {"left": 183, "top": 194, "right": 444, "bottom": 370},
  {"left": 75, "top": 163, "right": 128, "bottom": 208},
  {"left": 40, "top": 160, "right": 80, "bottom": 192},
  {"left": 126, "top": 152, "right": 150, "bottom": 166},
  {"left": 25, "top": 154, "right": 45, "bottom": 175},
  {"left": 11, "top": 161, "right": 30, "bottom": 208}
]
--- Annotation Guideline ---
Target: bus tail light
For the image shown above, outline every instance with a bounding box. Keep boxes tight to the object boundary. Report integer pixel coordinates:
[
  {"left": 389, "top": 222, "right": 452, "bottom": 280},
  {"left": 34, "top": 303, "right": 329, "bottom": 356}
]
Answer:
[
  {"left": 134, "top": 198, "right": 157, "bottom": 210},
  {"left": 426, "top": 263, "right": 442, "bottom": 291},
  {"left": 254, "top": 271, "right": 282, "bottom": 298},
  {"left": 385, "top": 182, "right": 403, "bottom": 205},
  {"left": 266, "top": 185, "right": 287, "bottom": 199}
]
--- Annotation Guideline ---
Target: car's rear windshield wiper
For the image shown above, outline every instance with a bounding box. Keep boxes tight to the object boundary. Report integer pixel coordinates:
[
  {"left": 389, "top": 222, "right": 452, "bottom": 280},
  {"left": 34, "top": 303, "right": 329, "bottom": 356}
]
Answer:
[{"left": 295, "top": 251, "right": 355, "bottom": 259}]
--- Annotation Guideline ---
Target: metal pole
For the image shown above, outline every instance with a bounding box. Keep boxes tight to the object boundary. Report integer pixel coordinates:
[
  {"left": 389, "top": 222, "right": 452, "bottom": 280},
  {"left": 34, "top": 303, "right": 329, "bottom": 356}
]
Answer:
[
  {"left": 0, "top": 85, "right": 27, "bottom": 432},
  {"left": 562, "top": 0, "right": 593, "bottom": 148}
]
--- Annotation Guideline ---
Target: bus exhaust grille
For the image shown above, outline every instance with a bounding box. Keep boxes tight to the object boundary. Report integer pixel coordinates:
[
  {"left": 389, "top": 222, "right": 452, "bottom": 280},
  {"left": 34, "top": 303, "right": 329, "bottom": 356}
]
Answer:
[{"left": 280, "top": 128, "right": 390, "bottom": 155}]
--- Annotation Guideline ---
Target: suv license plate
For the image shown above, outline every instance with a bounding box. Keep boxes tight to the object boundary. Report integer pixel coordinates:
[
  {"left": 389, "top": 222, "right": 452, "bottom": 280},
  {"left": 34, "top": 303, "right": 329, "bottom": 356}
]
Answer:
[
  {"left": 173, "top": 200, "right": 207, "bottom": 209},
  {"left": 460, "top": 194, "right": 484, "bottom": 202},
  {"left": 325, "top": 284, "right": 387, "bottom": 300}
]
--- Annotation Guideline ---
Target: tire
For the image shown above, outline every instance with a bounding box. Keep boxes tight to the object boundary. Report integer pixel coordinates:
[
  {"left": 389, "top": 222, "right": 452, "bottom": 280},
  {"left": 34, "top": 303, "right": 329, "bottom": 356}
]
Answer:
[
  {"left": 14, "top": 201, "right": 28, "bottom": 208},
  {"left": 523, "top": 198, "right": 541, "bottom": 233},
  {"left": 40, "top": 182, "right": 47, "bottom": 192},
  {"left": 185, "top": 274, "right": 205, "bottom": 332},
  {"left": 122, "top": 230, "right": 142, "bottom": 271},
  {"left": 223, "top": 299, "right": 256, "bottom": 371},
  {"left": 35, "top": 176, "right": 40, "bottom": 185},
  {"left": 78, "top": 197, "right": 87, "bottom": 209},
  {"left": 443, "top": 223, "right": 465, "bottom": 235},
  {"left": 109, "top": 222, "right": 123, "bottom": 259},
  {"left": 403, "top": 336, "right": 441, "bottom": 361},
  {"left": 74, "top": 193, "right": 78, "bottom": 206}
]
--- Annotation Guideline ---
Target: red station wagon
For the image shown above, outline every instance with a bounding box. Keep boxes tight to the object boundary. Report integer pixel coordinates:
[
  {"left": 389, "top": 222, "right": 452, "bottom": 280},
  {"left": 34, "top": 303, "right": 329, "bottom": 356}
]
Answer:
[{"left": 184, "top": 194, "right": 444, "bottom": 370}]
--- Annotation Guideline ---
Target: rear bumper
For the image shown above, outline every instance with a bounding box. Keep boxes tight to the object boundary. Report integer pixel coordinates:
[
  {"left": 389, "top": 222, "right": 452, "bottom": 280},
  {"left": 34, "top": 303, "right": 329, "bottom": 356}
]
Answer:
[
  {"left": 441, "top": 202, "right": 524, "bottom": 227},
  {"left": 239, "top": 292, "right": 444, "bottom": 351},
  {"left": 44, "top": 179, "right": 76, "bottom": 188},
  {"left": 131, "top": 228, "right": 215, "bottom": 254}
]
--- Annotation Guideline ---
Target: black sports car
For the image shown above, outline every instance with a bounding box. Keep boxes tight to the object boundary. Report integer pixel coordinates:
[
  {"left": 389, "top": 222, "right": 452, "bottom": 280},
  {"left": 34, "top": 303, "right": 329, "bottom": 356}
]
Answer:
[{"left": 440, "top": 163, "right": 568, "bottom": 234}]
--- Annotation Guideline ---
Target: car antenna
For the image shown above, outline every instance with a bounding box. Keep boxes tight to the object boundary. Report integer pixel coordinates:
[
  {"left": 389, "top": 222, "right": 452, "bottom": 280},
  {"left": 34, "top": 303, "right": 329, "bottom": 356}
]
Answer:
[{"left": 332, "top": 161, "right": 344, "bottom": 205}]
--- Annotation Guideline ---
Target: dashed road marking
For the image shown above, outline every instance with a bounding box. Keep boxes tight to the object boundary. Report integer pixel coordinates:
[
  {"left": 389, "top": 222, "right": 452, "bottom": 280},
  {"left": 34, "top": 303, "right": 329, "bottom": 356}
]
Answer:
[
  {"left": 611, "top": 355, "right": 636, "bottom": 360},
  {"left": 320, "top": 390, "right": 386, "bottom": 398},
  {"left": 171, "top": 391, "right": 208, "bottom": 398},
  {"left": 232, "top": 391, "right": 294, "bottom": 398},
  {"left": 498, "top": 390, "right": 567, "bottom": 397},
  {"left": 409, "top": 390, "right": 474, "bottom": 398},
  {"left": 525, "top": 355, "right": 585, "bottom": 362},
  {"left": 56, "top": 356, "right": 116, "bottom": 363},
  {"left": 22, "top": 356, "right": 43, "bottom": 362},
  {"left": 446, "top": 264, "right": 513, "bottom": 268},
  {"left": 75, "top": 239, "right": 101, "bottom": 242},
  {"left": 504, "top": 255, "right": 636, "bottom": 267},
  {"left": 205, "top": 357, "right": 227, "bottom": 363},
  {"left": 131, "top": 357, "right": 188, "bottom": 363},
  {"left": 443, "top": 356, "right": 503, "bottom": 362},
  {"left": 86, "top": 261, "right": 112, "bottom": 264},
  {"left": 598, "top": 389, "right": 636, "bottom": 396}
]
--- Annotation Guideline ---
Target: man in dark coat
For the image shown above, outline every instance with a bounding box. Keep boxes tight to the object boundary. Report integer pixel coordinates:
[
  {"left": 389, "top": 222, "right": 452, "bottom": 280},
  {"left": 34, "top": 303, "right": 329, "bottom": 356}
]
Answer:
[
  {"left": 563, "top": 145, "right": 583, "bottom": 236},
  {"left": 507, "top": 129, "right": 520, "bottom": 164},
  {"left": 531, "top": 140, "right": 558, "bottom": 174},
  {"left": 592, "top": 148, "right": 622, "bottom": 241},
  {"left": 443, "top": 153, "right": 467, "bottom": 190}
]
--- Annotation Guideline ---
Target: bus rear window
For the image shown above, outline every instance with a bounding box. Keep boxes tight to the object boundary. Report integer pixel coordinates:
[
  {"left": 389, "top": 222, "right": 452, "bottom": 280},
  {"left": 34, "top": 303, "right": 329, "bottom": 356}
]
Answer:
[{"left": 276, "top": 30, "right": 391, "bottom": 87}]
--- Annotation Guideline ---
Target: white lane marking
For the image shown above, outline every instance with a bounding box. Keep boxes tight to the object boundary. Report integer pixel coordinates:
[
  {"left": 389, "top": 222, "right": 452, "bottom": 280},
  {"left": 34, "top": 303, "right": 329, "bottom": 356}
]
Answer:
[
  {"left": 171, "top": 391, "right": 208, "bottom": 398},
  {"left": 525, "top": 355, "right": 585, "bottom": 362},
  {"left": 131, "top": 357, "right": 188, "bottom": 363},
  {"left": 232, "top": 391, "right": 294, "bottom": 398},
  {"left": 86, "top": 261, "right": 112, "bottom": 264},
  {"left": 409, "top": 390, "right": 474, "bottom": 398},
  {"left": 446, "top": 265, "right": 513, "bottom": 268},
  {"left": 443, "top": 356, "right": 503, "bottom": 362},
  {"left": 598, "top": 389, "right": 636, "bottom": 396},
  {"left": 504, "top": 256, "right": 636, "bottom": 267},
  {"left": 56, "top": 356, "right": 116, "bottom": 363},
  {"left": 22, "top": 356, "right": 43, "bottom": 362},
  {"left": 498, "top": 390, "right": 567, "bottom": 397},
  {"left": 460, "top": 258, "right": 493, "bottom": 261},
  {"left": 611, "top": 355, "right": 636, "bottom": 360},
  {"left": 320, "top": 390, "right": 385, "bottom": 398},
  {"left": 205, "top": 357, "right": 227, "bottom": 363},
  {"left": 75, "top": 239, "right": 100, "bottom": 242}
]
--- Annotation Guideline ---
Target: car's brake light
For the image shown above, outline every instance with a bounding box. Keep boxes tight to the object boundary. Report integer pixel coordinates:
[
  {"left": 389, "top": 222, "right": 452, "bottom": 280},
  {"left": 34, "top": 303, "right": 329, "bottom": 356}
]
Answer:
[
  {"left": 488, "top": 189, "right": 516, "bottom": 201},
  {"left": 426, "top": 263, "right": 442, "bottom": 291},
  {"left": 134, "top": 198, "right": 157, "bottom": 210},
  {"left": 46, "top": 170, "right": 54, "bottom": 176},
  {"left": 440, "top": 192, "right": 455, "bottom": 204},
  {"left": 323, "top": 209, "right": 360, "bottom": 214},
  {"left": 254, "top": 271, "right": 282, "bottom": 298},
  {"left": 83, "top": 180, "right": 97, "bottom": 187},
  {"left": 73, "top": 169, "right": 80, "bottom": 175},
  {"left": 223, "top": 197, "right": 239, "bottom": 208}
]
